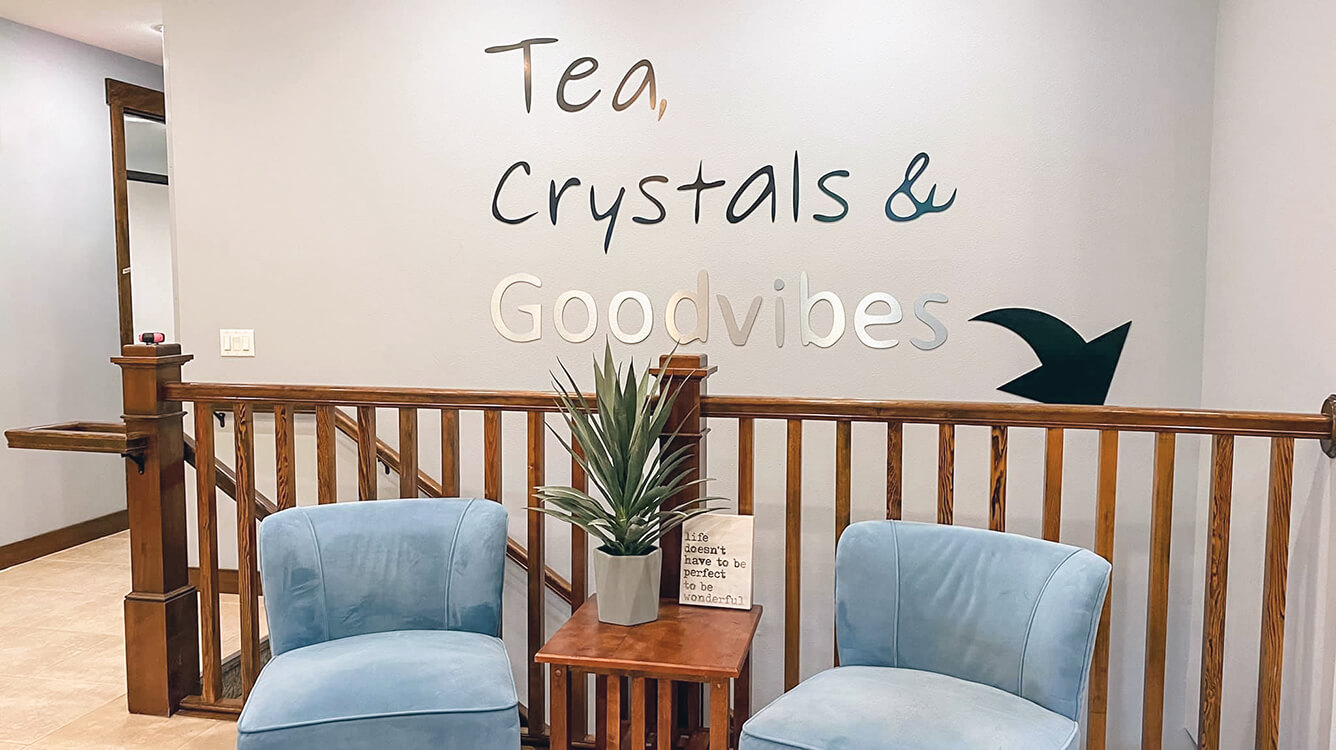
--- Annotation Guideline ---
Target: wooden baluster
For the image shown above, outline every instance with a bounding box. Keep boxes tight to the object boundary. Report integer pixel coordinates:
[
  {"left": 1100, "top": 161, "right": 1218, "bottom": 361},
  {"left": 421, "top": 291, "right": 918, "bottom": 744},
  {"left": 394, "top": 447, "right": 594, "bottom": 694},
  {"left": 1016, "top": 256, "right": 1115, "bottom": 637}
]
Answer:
[
  {"left": 937, "top": 424, "right": 954, "bottom": 524},
  {"left": 834, "top": 420, "right": 851, "bottom": 666},
  {"left": 569, "top": 437, "right": 589, "bottom": 741},
  {"left": 835, "top": 420, "right": 852, "bottom": 542},
  {"left": 316, "top": 406, "right": 337, "bottom": 504},
  {"left": 1256, "top": 437, "right": 1294, "bottom": 750},
  {"left": 1198, "top": 434, "right": 1235, "bottom": 750},
  {"left": 596, "top": 676, "right": 608, "bottom": 749},
  {"left": 1088, "top": 430, "right": 1119, "bottom": 750},
  {"left": 738, "top": 418, "right": 755, "bottom": 516},
  {"left": 234, "top": 403, "right": 261, "bottom": 698},
  {"left": 399, "top": 408, "right": 418, "bottom": 498},
  {"left": 886, "top": 422, "right": 903, "bottom": 520},
  {"left": 785, "top": 419, "right": 803, "bottom": 691},
  {"left": 1142, "top": 432, "right": 1176, "bottom": 750},
  {"left": 356, "top": 406, "right": 377, "bottom": 500},
  {"left": 1042, "top": 428, "right": 1064, "bottom": 541},
  {"left": 527, "top": 412, "right": 547, "bottom": 735},
  {"left": 441, "top": 409, "right": 461, "bottom": 496},
  {"left": 989, "top": 426, "right": 1008, "bottom": 532},
  {"left": 193, "top": 404, "right": 222, "bottom": 703},
  {"left": 484, "top": 409, "right": 502, "bottom": 502},
  {"left": 274, "top": 404, "right": 296, "bottom": 510}
]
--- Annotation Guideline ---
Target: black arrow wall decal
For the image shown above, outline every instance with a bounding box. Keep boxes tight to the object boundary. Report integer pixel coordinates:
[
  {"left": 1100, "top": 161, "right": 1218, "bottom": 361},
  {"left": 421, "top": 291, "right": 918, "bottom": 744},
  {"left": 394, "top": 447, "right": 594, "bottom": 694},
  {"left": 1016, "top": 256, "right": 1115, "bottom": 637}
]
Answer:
[{"left": 971, "top": 308, "right": 1131, "bottom": 405}]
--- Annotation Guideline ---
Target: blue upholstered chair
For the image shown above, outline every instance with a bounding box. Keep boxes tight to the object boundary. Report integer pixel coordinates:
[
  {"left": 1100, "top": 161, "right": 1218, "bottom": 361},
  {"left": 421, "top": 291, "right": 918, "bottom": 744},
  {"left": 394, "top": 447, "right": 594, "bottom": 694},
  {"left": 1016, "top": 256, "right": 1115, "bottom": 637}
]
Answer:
[
  {"left": 236, "top": 498, "right": 519, "bottom": 750},
  {"left": 740, "top": 520, "right": 1111, "bottom": 750}
]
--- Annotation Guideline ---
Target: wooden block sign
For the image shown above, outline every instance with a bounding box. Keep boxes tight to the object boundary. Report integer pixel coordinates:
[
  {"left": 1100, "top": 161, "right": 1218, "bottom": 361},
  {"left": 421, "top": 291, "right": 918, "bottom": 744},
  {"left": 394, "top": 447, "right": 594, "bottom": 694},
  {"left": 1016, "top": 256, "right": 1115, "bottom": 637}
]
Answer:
[{"left": 679, "top": 513, "right": 754, "bottom": 610}]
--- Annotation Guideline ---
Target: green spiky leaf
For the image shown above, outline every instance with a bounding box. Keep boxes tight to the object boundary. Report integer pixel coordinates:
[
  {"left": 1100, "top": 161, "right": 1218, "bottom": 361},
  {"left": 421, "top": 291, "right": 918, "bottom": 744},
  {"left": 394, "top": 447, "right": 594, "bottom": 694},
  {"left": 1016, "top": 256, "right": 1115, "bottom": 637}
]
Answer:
[{"left": 532, "top": 341, "right": 720, "bottom": 556}]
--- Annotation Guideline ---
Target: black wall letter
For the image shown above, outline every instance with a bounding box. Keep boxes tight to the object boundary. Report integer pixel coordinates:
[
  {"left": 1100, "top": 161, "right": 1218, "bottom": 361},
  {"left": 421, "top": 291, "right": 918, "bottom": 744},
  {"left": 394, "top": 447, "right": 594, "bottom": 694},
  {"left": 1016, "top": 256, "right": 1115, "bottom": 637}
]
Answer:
[
  {"left": 634, "top": 175, "right": 669, "bottom": 224},
  {"left": 492, "top": 161, "right": 536, "bottom": 224},
  {"left": 590, "top": 186, "right": 627, "bottom": 254},
  {"left": 613, "top": 59, "right": 658, "bottom": 111},
  {"left": 557, "top": 57, "right": 600, "bottom": 112},
  {"left": 813, "top": 170, "right": 850, "bottom": 223},
  {"left": 726, "top": 165, "right": 777, "bottom": 224},
  {"left": 549, "top": 177, "right": 582, "bottom": 225},
  {"left": 676, "top": 162, "right": 727, "bottom": 224},
  {"left": 484, "top": 38, "right": 558, "bottom": 113}
]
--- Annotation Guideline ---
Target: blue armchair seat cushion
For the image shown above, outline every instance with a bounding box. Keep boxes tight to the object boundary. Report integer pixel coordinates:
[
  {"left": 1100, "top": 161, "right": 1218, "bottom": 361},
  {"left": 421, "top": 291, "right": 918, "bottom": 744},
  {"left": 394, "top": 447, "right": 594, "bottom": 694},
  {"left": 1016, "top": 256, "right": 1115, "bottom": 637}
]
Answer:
[
  {"left": 739, "top": 666, "right": 1077, "bottom": 750},
  {"left": 237, "top": 629, "right": 519, "bottom": 749}
]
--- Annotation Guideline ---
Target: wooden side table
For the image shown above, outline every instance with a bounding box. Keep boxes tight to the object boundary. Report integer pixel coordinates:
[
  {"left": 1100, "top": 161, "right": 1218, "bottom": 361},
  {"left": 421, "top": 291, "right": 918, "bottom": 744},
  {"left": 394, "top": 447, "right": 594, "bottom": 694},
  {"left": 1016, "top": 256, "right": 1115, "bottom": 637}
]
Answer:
[{"left": 536, "top": 597, "right": 762, "bottom": 750}]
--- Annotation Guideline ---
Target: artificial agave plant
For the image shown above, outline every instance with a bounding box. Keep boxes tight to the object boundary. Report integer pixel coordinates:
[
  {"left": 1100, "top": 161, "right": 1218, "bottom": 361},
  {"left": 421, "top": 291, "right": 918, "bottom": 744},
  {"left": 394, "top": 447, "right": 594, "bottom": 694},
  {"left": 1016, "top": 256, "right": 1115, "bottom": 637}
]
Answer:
[{"left": 533, "top": 343, "right": 719, "bottom": 557}]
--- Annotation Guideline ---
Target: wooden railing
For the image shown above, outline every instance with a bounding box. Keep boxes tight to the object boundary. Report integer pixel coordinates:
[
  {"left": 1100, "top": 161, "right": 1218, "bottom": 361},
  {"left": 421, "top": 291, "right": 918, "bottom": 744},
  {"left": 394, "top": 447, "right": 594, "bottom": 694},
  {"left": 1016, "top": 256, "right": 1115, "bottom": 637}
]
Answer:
[
  {"left": 697, "top": 396, "right": 1329, "bottom": 750},
  {"left": 103, "top": 343, "right": 1335, "bottom": 750}
]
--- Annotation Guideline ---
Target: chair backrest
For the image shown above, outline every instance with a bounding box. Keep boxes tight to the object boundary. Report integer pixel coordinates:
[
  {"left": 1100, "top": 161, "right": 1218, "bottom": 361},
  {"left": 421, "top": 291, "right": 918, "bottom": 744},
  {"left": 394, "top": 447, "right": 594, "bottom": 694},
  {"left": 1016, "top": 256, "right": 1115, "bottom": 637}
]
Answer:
[
  {"left": 259, "top": 497, "right": 507, "bottom": 657},
  {"left": 835, "top": 520, "right": 1110, "bottom": 721}
]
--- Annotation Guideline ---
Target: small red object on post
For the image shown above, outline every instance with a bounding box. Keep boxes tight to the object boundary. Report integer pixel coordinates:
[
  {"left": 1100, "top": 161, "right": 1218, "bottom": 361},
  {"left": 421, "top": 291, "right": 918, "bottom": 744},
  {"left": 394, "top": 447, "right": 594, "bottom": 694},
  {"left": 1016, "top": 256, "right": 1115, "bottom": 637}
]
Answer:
[{"left": 140, "top": 332, "right": 166, "bottom": 344}]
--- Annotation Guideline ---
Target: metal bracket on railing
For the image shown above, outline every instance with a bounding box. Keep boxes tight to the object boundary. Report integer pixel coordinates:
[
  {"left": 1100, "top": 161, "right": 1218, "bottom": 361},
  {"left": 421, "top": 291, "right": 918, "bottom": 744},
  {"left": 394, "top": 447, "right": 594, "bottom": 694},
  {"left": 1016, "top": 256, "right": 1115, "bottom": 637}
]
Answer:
[
  {"left": 378, "top": 457, "right": 391, "bottom": 475},
  {"left": 122, "top": 450, "right": 146, "bottom": 474},
  {"left": 215, "top": 411, "right": 227, "bottom": 429},
  {"left": 1323, "top": 395, "right": 1336, "bottom": 459}
]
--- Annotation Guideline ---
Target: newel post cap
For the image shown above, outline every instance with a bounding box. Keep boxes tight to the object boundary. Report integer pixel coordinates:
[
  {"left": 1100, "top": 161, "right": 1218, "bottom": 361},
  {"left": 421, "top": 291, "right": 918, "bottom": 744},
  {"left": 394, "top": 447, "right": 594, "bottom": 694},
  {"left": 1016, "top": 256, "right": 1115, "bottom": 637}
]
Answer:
[
  {"left": 652, "top": 353, "right": 717, "bottom": 380},
  {"left": 111, "top": 342, "right": 192, "bottom": 367}
]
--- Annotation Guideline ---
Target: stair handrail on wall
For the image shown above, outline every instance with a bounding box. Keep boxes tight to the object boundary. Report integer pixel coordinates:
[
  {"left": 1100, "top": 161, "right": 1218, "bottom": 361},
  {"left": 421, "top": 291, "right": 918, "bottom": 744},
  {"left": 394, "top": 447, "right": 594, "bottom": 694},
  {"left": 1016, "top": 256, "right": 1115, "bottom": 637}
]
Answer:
[{"left": 65, "top": 343, "right": 1336, "bottom": 750}]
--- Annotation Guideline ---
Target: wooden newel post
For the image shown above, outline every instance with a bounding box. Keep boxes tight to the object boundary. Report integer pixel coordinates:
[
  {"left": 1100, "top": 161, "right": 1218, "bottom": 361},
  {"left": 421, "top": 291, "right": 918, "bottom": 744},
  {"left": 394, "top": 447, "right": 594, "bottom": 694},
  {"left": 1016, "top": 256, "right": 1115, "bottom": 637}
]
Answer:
[
  {"left": 113, "top": 343, "right": 200, "bottom": 715},
  {"left": 653, "top": 354, "right": 715, "bottom": 599}
]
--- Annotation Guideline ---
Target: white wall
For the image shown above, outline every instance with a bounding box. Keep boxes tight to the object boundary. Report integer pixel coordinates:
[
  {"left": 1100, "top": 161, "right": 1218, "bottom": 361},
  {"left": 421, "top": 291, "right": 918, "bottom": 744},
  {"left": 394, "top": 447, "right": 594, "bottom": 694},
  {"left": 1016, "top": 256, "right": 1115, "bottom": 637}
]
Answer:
[
  {"left": 128, "top": 180, "right": 176, "bottom": 339},
  {"left": 161, "top": 2, "right": 1219, "bottom": 745},
  {"left": 125, "top": 116, "right": 168, "bottom": 174},
  {"left": 1183, "top": 0, "right": 1336, "bottom": 746},
  {"left": 0, "top": 20, "right": 163, "bottom": 547}
]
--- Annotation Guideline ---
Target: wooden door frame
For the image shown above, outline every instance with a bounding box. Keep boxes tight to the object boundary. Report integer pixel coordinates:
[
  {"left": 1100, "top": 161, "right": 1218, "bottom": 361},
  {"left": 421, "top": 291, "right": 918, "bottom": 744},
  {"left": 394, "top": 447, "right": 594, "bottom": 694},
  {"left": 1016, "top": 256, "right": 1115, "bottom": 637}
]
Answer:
[{"left": 106, "top": 79, "right": 166, "bottom": 346}]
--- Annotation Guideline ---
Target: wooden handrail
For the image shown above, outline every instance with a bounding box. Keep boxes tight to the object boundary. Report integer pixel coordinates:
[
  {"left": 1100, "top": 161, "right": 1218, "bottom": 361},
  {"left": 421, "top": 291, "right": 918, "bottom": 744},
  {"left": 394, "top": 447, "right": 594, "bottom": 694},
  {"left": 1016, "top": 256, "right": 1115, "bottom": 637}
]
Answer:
[
  {"left": 165, "top": 382, "right": 567, "bottom": 411},
  {"left": 699, "top": 395, "right": 1334, "bottom": 439},
  {"left": 162, "top": 382, "right": 1335, "bottom": 440},
  {"left": 5, "top": 421, "right": 147, "bottom": 456}
]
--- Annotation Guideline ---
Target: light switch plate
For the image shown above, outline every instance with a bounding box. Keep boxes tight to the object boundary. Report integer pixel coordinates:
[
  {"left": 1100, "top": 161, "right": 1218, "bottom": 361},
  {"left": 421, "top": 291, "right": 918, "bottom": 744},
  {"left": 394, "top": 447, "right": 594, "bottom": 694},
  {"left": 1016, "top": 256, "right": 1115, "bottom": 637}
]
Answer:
[{"left": 220, "top": 329, "right": 255, "bottom": 357}]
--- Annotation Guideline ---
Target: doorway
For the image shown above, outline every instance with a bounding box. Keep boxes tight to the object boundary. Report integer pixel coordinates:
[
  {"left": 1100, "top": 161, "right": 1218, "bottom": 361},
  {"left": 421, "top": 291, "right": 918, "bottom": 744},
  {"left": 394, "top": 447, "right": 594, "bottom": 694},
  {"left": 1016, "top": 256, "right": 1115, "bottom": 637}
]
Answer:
[{"left": 106, "top": 79, "right": 174, "bottom": 345}]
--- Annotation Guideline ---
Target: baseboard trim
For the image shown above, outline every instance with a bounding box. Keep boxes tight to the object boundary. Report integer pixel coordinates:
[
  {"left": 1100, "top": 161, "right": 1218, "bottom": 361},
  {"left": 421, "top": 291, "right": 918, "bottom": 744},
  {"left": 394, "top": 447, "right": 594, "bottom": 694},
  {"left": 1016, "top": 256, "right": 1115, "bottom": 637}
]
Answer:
[{"left": 0, "top": 510, "right": 129, "bottom": 570}]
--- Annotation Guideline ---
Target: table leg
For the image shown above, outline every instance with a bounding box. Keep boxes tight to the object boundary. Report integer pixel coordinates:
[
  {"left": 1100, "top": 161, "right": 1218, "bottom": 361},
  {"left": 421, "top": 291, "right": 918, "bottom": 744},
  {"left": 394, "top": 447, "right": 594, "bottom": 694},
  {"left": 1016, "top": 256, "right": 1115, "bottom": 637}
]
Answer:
[
  {"left": 710, "top": 679, "right": 729, "bottom": 750},
  {"left": 607, "top": 675, "right": 623, "bottom": 749},
  {"left": 572, "top": 669, "right": 588, "bottom": 741},
  {"left": 631, "top": 678, "right": 647, "bottom": 748},
  {"left": 552, "top": 666, "right": 569, "bottom": 750},
  {"left": 657, "top": 679, "right": 674, "bottom": 750},
  {"left": 733, "top": 654, "right": 751, "bottom": 748}
]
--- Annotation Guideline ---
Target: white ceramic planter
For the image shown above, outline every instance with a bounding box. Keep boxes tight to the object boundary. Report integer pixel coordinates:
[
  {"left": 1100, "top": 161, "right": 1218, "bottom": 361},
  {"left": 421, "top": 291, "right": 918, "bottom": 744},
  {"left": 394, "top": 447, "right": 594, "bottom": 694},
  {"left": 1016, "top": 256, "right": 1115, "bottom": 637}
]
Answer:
[{"left": 592, "top": 547, "right": 662, "bottom": 626}]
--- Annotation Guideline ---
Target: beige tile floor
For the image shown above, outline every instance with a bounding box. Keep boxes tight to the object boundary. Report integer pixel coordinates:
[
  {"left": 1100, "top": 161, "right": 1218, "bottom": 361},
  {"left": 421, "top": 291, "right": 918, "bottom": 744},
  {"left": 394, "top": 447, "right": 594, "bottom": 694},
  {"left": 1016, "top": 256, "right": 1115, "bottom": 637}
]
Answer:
[{"left": 0, "top": 532, "right": 241, "bottom": 748}]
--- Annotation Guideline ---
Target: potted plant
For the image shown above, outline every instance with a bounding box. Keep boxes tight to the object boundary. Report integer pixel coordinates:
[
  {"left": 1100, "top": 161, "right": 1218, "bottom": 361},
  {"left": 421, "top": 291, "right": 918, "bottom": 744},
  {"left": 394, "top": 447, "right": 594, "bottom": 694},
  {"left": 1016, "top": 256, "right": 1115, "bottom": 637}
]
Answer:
[{"left": 532, "top": 344, "right": 718, "bottom": 626}]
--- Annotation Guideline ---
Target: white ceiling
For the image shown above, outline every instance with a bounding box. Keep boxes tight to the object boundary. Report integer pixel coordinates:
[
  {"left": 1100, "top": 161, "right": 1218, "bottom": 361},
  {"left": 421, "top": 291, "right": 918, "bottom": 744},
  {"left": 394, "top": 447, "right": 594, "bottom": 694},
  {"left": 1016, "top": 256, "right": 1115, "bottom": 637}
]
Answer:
[{"left": 0, "top": 0, "right": 163, "bottom": 65}]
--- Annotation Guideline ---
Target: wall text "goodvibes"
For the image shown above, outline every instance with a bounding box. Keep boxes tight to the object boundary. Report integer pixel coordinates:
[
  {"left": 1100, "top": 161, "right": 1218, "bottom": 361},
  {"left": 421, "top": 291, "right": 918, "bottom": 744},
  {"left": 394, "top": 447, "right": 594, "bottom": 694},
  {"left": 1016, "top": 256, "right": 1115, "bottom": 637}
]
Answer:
[{"left": 492, "top": 271, "right": 947, "bottom": 350}]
